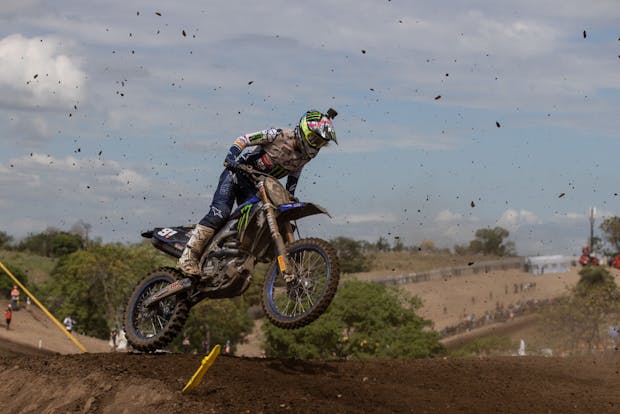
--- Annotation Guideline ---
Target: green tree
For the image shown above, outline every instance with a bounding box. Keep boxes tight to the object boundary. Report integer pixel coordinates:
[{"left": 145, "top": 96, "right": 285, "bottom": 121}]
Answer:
[
  {"left": 577, "top": 265, "right": 615, "bottom": 289},
  {"left": 589, "top": 236, "right": 604, "bottom": 255},
  {"left": 41, "top": 242, "right": 172, "bottom": 338},
  {"left": 375, "top": 236, "right": 390, "bottom": 252},
  {"left": 0, "top": 231, "right": 13, "bottom": 250},
  {"left": 330, "top": 237, "right": 372, "bottom": 273},
  {"left": 17, "top": 228, "right": 84, "bottom": 257},
  {"left": 468, "top": 227, "right": 515, "bottom": 256},
  {"left": 600, "top": 216, "right": 620, "bottom": 253},
  {"left": 419, "top": 240, "right": 436, "bottom": 252},
  {"left": 39, "top": 239, "right": 255, "bottom": 348},
  {"left": 0, "top": 262, "right": 29, "bottom": 298},
  {"left": 49, "top": 232, "right": 84, "bottom": 257},
  {"left": 69, "top": 220, "right": 92, "bottom": 243},
  {"left": 453, "top": 243, "right": 469, "bottom": 255},
  {"left": 176, "top": 298, "right": 254, "bottom": 353},
  {"left": 543, "top": 266, "right": 620, "bottom": 353},
  {"left": 262, "top": 280, "right": 444, "bottom": 359},
  {"left": 393, "top": 237, "right": 405, "bottom": 252}
]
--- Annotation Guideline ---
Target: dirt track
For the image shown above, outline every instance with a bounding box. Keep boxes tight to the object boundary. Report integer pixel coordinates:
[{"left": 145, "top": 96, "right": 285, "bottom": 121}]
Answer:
[
  {"left": 1, "top": 342, "right": 620, "bottom": 413},
  {"left": 2, "top": 267, "right": 620, "bottom": 413},
  {"left": 2, "top": 310, "right": 619, "bottom": 414}
]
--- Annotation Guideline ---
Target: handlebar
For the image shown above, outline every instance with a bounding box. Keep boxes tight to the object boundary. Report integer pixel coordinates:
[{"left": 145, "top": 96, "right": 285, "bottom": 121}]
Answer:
[
  {"left": 229, "top": 163, "right": 298, "bottom": 203},
  {"left": 235, "top": 163, "right": 260, "bottom": 176},
  {"left": 229, "top": 163, "right": 269, "bottom": 183}
]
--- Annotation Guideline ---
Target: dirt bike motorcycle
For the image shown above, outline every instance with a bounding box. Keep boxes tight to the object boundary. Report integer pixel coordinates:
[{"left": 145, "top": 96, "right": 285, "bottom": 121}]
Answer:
[{"left": 124, "top": 164, "right": 341, "bottom": 352}]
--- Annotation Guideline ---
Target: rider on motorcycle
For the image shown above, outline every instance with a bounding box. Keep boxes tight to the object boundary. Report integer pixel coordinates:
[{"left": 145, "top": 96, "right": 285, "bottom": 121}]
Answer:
[{"left": 178, "top": 109, "right": 338, "bottom": 276}]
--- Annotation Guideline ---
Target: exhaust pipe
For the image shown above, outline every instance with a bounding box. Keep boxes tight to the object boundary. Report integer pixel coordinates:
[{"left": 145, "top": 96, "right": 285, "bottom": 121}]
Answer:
[{"left": 142, "top": 277, "right": 193, "bottom": 307}]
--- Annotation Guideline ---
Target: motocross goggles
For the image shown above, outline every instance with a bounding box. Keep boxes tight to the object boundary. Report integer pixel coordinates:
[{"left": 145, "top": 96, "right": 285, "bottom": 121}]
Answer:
[{"left": 306, "top": 132, "right": 329, "bottom": 149}]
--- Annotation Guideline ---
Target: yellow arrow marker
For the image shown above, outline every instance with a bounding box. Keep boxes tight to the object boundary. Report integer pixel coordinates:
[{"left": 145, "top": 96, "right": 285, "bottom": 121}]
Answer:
[{"left": 182, "top": 344, "right": 221, "bottom": 394}]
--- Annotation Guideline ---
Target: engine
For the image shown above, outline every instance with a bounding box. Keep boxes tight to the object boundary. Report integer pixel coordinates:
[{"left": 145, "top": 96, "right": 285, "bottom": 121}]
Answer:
[{"left": 201, "top": 237, "right": 253, "bottom": 289}]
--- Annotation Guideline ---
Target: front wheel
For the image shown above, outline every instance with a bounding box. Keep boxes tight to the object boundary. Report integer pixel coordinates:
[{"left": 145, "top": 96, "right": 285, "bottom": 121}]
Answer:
[
  {"left": 123, "top": 267, "right": 190, "bottom": 352},
  {"left": 262, "top": 238, "right": 340, "bottom": 329}
]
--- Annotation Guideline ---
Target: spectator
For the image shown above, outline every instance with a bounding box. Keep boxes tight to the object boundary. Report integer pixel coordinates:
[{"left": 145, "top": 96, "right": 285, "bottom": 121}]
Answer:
[
  {"left": 63, "top": 316, "right": 75, "bottom": 333},
  {"left": 5, "top": 304, "right": 12, "bottom": 330},
  {"left": 225, "top": 339, "right": 231, "bottom": 354},
  {"left": 182, "top": 334, "right": 190, "bottom": 353},
  {"left": 116, "top": 328, "right": 128, "bottom": 351},
  {"left": 110, "top": 328, "right": 118, "bottom": 351},
  {"left": 10, "top": 285, "right": 19, "bottom": 309},
  {"left": 608, "top": 326, "right": 619, "bottom": 348}
]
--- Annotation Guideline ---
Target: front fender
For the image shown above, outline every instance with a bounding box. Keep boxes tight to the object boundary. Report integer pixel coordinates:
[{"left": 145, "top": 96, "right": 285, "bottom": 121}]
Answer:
[{"left": 277, "top": 202, "right": 331, "bottom": 222}]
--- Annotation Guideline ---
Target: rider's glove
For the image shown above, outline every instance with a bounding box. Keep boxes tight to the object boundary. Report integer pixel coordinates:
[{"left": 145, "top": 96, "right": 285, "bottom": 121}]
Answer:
[
  {"left": 224, "top": 155, "right": 239, "bottom": 171},
  {"left": 224, "top": 144, "right": 241, "bottom": 171}
]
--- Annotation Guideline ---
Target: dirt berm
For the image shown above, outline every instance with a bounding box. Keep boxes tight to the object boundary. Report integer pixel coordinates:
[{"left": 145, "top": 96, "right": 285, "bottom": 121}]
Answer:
[
  {"left": 2, "top": 267, "right": 620, "bottom": 413},
  {"left": 1, "top": 341, "right": 620, "bottom": 413}
]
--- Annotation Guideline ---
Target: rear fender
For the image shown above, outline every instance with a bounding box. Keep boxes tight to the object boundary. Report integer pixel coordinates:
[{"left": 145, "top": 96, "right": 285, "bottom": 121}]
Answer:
[
  {"left": 276, "top": 202, "right": 331, "bottom": 222},
  {"left": 143, "top": 226, "right": 192, "bottom": 258},
  {"left": 241, "top": 202, "right": 331, "bottom": 260}
]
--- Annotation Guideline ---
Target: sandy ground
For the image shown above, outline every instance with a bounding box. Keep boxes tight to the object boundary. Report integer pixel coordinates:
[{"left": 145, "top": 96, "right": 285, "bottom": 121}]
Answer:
[
  {"left": 410, "top": 266, "right": 587, "bottom": 329},
  {"left": 0, "top": 301, "right": 111, "bottom": 354}
]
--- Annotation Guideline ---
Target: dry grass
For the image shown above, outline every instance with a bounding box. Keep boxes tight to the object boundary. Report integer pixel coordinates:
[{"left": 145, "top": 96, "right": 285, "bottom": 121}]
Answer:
[{"left": 0, "top": 250, "right": 57, "bottom": 284}]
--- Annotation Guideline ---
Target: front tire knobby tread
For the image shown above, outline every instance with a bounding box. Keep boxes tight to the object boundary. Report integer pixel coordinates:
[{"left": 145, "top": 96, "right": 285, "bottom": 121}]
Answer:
[{"left": 262, "top": 238, "right": 340, "bottom": 329}]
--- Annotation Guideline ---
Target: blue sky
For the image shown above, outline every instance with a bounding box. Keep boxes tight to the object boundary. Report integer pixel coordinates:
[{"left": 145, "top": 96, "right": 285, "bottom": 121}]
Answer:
[{"left": 0, "top": 0, "right": 619, "bottom": 256}]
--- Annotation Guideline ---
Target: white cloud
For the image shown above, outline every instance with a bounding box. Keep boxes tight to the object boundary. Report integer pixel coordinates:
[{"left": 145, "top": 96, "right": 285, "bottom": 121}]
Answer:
[
  {"left": 550, "top": 207, "right": 615, "bottom": 224},
  {"left": 2, "top": 153, "right": 154, "bottom": 196},
  {"left": 0, "top": 0, "right": 618, "bottom": 254},
  {"left": 7, "top": 114, "right": 52, "bottom": 145},
  {"left": 0, "top": 152, "right": 208, "bottom": 241},
  {"left": 550, "top": 211, "right": 586, "bottom": 223},
  {"left": 0, "top": 34, "right": 84, "bottom": 110},
  {"left": 333, "top": 212, "right": 397, "bottom": 225},
  {"left": 435, "top": 209, "right": 481, "bottom": 224},
  {"left": 497, "top": 209, "right": 542, "bottom": 231},
  {"left": 435, "top": 209, "right": 463, "bottom": 223},
  {"left": 427, "top": 209, "right": 481, "bottom": 244},
  {"left": 457, "top": 13, "right": 559, "bottom": 58},
  {"left": 0, "top": 1, "right": 46, "bottom": 19}
]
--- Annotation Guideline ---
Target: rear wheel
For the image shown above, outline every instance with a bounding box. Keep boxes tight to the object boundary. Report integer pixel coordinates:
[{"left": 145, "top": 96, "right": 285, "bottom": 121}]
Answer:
[
  {"left": 262, "top": 238, "right": 340, "bottom": 329},
  {"left": 123, "top": 267, "right": 190, "bottom": 352}
]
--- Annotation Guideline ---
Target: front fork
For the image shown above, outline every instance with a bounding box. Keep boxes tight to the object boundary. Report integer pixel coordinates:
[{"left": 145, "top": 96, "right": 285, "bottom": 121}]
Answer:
[{"left": 257, "top": 182, "right": 295, "bottom": 282}]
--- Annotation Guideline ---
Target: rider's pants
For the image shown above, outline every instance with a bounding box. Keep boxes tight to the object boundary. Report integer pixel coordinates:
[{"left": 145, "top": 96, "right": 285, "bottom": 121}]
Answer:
[{"left": 199, "top": 169, "right": 257, "bottom": 230}]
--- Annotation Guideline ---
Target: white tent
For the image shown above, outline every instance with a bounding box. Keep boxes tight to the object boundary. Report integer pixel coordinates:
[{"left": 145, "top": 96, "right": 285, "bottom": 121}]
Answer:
[{"left": 526, "top": 255, "right": 573, "bottom": 275}]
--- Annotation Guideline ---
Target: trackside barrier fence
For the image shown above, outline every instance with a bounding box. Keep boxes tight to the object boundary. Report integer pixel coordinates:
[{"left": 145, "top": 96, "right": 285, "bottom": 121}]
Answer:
[{"left": 373, "top": 258, "right": 526, "bottom": 286}]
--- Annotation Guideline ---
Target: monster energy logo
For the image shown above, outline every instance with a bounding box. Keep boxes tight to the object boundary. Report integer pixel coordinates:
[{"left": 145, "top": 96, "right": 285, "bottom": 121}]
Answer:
[
  {"left": 249, "top": 133, "right": 264, "bottom": 142},
  {"left": 305, "top": 111, "right": 322, "bottom": 121},
  {"left": 237, "top": 203, "right": 253, "bottom": 232},
  {"left": 269, "top": 166, "right": 288, "bottom": 178}
]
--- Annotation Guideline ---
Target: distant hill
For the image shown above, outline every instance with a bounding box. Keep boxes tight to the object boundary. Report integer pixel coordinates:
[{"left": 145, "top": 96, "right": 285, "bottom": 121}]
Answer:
[
  {"left": 0, "top": 249, "right": 56, "bottom": 284},
  {"left": 356, "top": 250, "right": 505, "bottom": 274}
]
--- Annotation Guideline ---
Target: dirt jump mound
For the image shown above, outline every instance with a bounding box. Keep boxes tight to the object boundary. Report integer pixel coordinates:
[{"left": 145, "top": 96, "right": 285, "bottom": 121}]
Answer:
[{"left": 1, "top": 347, "right": 620, "bottom": 413}]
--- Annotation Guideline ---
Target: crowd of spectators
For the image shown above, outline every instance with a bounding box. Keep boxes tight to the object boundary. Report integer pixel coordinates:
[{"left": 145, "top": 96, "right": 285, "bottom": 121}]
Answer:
[{"left": 439, "top": 297, "right": 553, "bottom": 338}]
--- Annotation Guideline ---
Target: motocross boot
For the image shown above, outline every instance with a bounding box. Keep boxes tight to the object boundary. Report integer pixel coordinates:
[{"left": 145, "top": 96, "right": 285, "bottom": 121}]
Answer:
[{"left": 177, "top": 224, "right": 215, "bottom": 276}]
